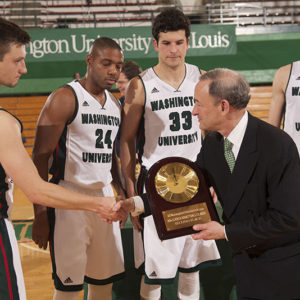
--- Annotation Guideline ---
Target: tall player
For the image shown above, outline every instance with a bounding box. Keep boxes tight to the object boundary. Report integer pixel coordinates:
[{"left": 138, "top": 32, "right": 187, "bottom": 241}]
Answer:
[
  {"left": 120, "top": 8, "right": 220, "bottom": 300},
  {"left": 32, "top": 37, "right": 126, "bottom": 300},
  {"left": 269, "top": 62, "right": 300, "bottom": 153},
  {"left": 0, "top": 18, "right": 129, "bottom": 300}
]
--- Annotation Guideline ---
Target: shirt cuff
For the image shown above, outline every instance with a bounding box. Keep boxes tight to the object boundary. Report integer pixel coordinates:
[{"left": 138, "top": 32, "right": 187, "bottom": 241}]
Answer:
[
  {"left": 224, "top": 226, "right": 229, "bottom": 241},
  {"left": 131, "top": 196, "right": 145, "bottom": 216}
]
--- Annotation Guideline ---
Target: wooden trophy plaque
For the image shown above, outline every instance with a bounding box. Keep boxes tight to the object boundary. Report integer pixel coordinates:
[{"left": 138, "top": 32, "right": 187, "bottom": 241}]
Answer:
[{"left": 145, "top": 157, "right": 219, "bottom": 240}]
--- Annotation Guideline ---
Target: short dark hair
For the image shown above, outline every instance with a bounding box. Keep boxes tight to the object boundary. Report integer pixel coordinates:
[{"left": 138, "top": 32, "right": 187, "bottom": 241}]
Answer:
[
  {"left": 152, "top": 7, "right": 191, "bottom": 42},
  {"left": 121, "top": 60, "right": 142, "bottom": 80},
  {"left": 90, "top": 37, "right": 122, "bottom": 57},
  {"left": 0, "top": 17, "right": 30, "bottom": 61},
  {"left": 201, "top": 68, "right": 250, "bottom": 109}
]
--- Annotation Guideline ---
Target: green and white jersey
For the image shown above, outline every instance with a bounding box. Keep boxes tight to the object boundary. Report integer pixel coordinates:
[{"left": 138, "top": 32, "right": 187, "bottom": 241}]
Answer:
[
  {"left": 284, "top": 61, "right": 300, "bottom": 154},
  {"left": 49, "top": 80, "right": 121, "bottom": 189},
  {"left": 138, "top": 63, "right": 202, "bottom": 170}
]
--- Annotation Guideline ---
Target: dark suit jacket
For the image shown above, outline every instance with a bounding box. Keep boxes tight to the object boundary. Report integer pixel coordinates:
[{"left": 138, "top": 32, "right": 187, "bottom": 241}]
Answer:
[{"left": 196, "top": 113, "right": 300, "bottom": 299}]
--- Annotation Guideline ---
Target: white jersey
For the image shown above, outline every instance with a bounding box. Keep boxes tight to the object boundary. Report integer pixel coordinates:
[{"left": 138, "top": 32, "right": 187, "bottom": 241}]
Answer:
[
  {"left": 133, "top": 66, "right": 221, "bottom": 282},
  {"left": 284, "top": 61, "right": 300, "bottom": 154},
  {"left": 138, "top": 63, "right": 202, "bottom": 170},
  {"left": 49, "top": 80, "right": 121, "bottom": 189}
]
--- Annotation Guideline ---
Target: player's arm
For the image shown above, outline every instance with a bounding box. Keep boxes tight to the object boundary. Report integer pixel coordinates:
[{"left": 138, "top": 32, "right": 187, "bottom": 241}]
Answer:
[
  {"left": 111, "top": 145, "right": 125, "bottom": 196},
  {"left": 109, "top": 93, "right": 126, "bottom": 198},
  {"left": 120, "top": 77, "right": 145, "bottom": 197},
  {"left": 268, "top": 64, "right": 291, "bottom": 127},
  {"left": 120, "top": 77, "right": 145, "bottom": 230},
  {"left": 0, "top": 111, "right": 128, "bottom": 213},
  {"left": 110, "top": 144, "right": 129, "bottom": 227},
  {"left": 31, "top": 87, "right": 76, "bottom": 248}
]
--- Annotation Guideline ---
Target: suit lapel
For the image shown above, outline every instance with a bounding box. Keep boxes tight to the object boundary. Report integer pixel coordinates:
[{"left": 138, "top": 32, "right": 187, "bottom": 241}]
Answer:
[{"left": 223, "top": 114, "right": 259, "bottom": 218}]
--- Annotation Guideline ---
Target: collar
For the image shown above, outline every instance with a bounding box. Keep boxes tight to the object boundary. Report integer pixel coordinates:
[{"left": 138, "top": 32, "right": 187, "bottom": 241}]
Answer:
[{"left": 226, "top": 111, "right": 248, "bottom": 158}]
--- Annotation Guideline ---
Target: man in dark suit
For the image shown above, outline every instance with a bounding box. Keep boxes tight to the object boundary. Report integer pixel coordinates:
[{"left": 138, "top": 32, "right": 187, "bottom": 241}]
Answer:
[{"left": 191, "top": 68, "right": 300, "bottom": 300}]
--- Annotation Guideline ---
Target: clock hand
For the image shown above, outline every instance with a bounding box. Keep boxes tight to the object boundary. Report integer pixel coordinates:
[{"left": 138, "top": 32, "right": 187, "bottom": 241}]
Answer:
[{"left": 172, "top": 168, "right": 178, "bottom": 185}]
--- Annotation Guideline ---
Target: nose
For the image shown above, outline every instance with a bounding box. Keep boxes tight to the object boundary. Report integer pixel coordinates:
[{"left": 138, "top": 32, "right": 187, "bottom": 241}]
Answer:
[
  {"left": 192, "top": 104, "right": 197, "bottom": 116},
  {"left": 170, "top": 43, "right": 177, "bottom": 53},
  {"left": 108, "top": 64, "right": 118, "bottom": 75},
  {"left": 20, "top": 60, "right": 27, "bottom": 74}
]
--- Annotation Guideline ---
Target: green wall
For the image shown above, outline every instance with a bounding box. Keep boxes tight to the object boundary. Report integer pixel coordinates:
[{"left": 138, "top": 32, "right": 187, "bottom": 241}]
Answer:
[{"left": 1, "top": 31, "right": 299, "bottom": 95}]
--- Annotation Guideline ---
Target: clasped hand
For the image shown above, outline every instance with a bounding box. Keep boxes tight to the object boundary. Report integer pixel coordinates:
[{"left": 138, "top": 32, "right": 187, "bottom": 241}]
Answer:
[{"left": 99, "top": 195, "right": 135, "bottom": 227}]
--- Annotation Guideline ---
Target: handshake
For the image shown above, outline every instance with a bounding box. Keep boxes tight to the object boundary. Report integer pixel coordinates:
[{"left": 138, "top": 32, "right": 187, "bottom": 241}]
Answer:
[{"left": 96, "top": 195, "right": 141, "bottom": 226}]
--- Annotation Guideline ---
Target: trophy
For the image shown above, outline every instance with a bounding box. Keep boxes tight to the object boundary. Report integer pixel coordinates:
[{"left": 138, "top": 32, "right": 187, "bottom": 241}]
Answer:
[{"left": 145, "top": 157, "right": 219, "bottom": 240}]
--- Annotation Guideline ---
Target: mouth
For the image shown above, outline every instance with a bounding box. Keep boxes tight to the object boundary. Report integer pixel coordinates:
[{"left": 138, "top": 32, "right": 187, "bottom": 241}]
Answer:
[{"left": 105, "top": 78, "right": 116, "bottom": 85}]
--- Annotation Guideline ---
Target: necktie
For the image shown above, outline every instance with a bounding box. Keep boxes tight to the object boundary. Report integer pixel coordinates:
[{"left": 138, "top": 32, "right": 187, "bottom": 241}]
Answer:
[{"left": 224, "top": 138, "right": 235, "bottom": 173}]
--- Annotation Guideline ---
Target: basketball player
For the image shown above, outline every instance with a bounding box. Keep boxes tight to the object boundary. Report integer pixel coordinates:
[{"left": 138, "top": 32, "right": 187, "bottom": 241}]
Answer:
[
  {"left": 0, "top": 18, "right": 129, "bottom": 300},
  {"left": 120, "top": 8, "right": 220, "bottom": 300},
  {"left": 32, "top": 38, "right": 127, "bottom": 300},
  {"left": 116, "top": 60, "right": 142, "bottom": 103},
  {"left": 269, "top": 62, "right": 300, "bottom": 153}
]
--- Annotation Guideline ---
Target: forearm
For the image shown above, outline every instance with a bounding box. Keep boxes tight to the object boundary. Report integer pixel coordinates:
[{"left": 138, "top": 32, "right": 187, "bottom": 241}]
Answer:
[
  {"left": 32, "top": 151, "right": 51, "bottom": 214},
  {"left": 110, "top": 148, "right": 125, "bottom": 196},
  {"left": 25, "top": 177, "right": 123, "bottom": 225},
  {"left": 120, "top": 138, "right": 137, "bottom": 197}
]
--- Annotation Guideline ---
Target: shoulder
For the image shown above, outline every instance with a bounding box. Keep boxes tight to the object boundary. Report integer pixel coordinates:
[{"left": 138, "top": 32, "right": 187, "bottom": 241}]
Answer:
[
  {"left": 139, "top": 68, "right": 154, "bottom": 82},
  {"left": 39, "top": 85, "right": 77, "bottom": 123},
  {"left": 45, "top": 85, "right": 76, "bottom": 108},
  {"left": 107, "top": 91, "right": 121, "bottom": 108},
  {"left": 0, "top": 110, "right": 22, "bottom": 137},
  {"left": 0, "top": 109, "right": 20, "bottom": 126},
  {"left": 275, "top": 63, "right": 291, "bottom": 79},
  {"left": 273, "top": 63, "right": 292, "bottom": 91},
  {"left": 126, "top": 75, "right": 145, "bottom": 98}
]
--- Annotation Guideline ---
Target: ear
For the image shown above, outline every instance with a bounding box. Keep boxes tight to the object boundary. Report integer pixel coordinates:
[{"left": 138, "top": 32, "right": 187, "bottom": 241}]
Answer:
[
  {"left": 220, "top": 99, "right": 230, "bottom": 114},
  {"left": 153, "top": 38, "right": 159, "bottom": 52},
  {"left": 86, "top": 54, "right": 92, "bottom": 66}
]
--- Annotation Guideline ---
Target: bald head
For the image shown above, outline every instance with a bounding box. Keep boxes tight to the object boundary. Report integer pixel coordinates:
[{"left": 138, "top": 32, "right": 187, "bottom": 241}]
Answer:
[{"left": 199, "top": 68, "right": 250, "bottom": 110}]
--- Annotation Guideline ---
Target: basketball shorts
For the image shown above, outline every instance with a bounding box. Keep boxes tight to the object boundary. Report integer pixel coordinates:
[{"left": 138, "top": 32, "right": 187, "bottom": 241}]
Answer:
[
  {"left": 0, "top": 216, "right": 26, "bottom": 299},
  {"left": 49, "top": 180, "right": 125, "bottom": 291},
  {"left": 134, "top": 215, "right": 221, "bottom": 284}
]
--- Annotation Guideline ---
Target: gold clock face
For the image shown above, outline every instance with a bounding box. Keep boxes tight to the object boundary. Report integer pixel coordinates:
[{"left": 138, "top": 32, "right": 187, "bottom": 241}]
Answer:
[{"left": 155, "top": 162, "right": 199, "bottom": 203}]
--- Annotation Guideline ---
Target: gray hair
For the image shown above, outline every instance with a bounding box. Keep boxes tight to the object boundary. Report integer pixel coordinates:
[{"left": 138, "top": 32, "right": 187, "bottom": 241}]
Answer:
[{"left": 200, "top": 68, "right": 250, "bottom": 109}]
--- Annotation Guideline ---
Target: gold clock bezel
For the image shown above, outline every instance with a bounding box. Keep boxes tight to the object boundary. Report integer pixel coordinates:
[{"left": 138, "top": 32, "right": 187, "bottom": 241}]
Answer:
[{"left": 154, "top": 162, "right": 199, "bottom": 204}]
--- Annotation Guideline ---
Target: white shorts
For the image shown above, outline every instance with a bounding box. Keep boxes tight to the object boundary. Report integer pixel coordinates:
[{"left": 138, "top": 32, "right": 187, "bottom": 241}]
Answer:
[
  {"left": 134, "top": 215, "right": 221, "bottom": 284},
  {"left": 50, "top": 181, "right": 125, "bottom": 291}
]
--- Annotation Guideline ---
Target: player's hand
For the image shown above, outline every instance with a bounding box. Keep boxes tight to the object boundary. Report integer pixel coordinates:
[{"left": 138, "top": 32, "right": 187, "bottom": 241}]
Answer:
[
  {"left": 96, "top": 196, "right": 127, "bottom": 223},
  {"left": 130, "top": 214, "right": 143, "bottom": 231},
  {"left": 32, "top": 209, "right": 50, "bottom": 250},
  {"left": 191, "top": 221, "right": 225, "bottom": 240},
  {"left": 113, "top": 196, "right": 135, "bottom": 228}
]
